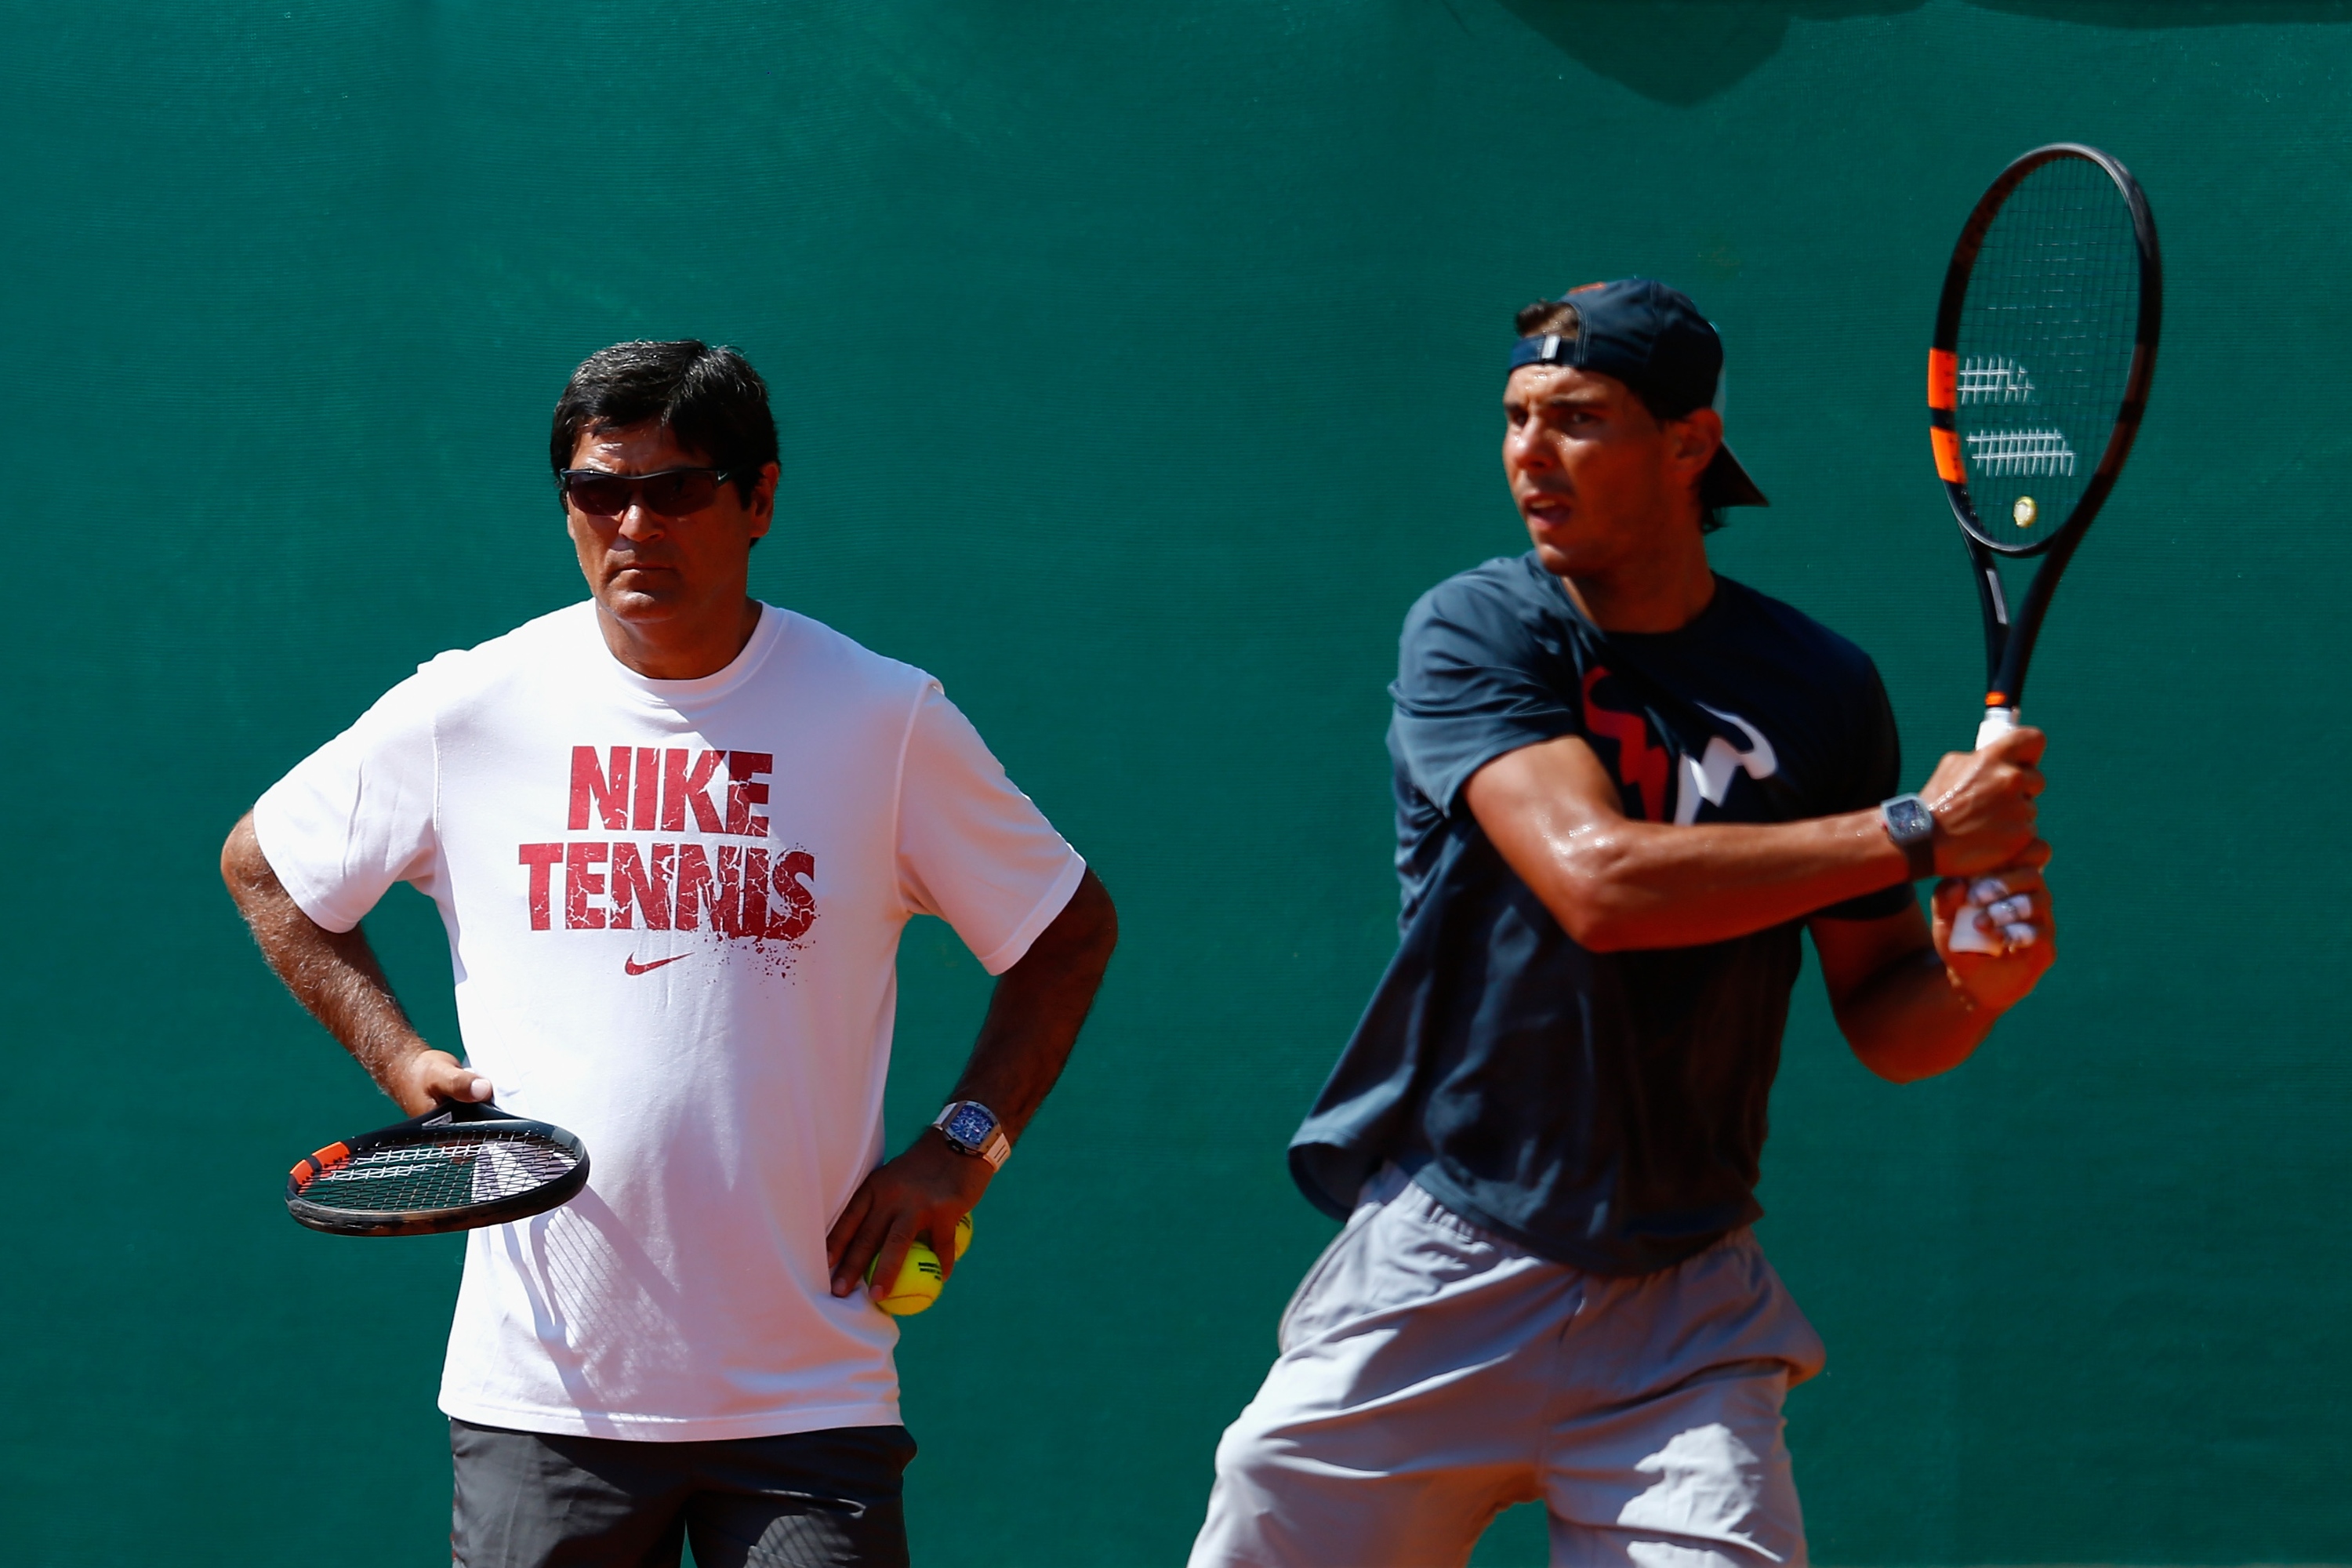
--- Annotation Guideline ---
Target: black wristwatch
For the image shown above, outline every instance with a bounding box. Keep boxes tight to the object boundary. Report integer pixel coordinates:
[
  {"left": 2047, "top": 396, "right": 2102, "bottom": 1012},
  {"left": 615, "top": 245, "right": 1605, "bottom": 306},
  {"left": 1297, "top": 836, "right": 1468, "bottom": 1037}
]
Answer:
[
  {"left": 1879, "top": 793, "right": 1937, "bottom": 881},
  {"left": 932, "top": 1100, "right": 1011, "bottom": 1170}
]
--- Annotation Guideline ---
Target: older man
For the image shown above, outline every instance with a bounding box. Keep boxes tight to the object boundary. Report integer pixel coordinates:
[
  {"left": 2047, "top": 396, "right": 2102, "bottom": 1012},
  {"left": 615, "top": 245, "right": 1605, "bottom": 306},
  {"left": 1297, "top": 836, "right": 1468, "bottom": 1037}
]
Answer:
[
  {"left": 1191, "top": 280, "right": 2053, "bottom": 1568},
  {"left": 223, "top": 339, "right": 1116, "bottom": 1567}
]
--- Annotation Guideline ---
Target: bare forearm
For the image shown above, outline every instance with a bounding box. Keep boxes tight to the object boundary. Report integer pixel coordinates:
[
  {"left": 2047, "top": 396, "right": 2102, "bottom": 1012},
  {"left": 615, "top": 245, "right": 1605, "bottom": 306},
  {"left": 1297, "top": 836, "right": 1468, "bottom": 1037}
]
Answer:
[
  {"left": 826, "top": 869, "right": 1116, "bottom": 1295},
  {"left": 946, "top": 869, "right": 1117, "bottom": 1142},
  {"left": 1469, "top": 728, "right": 2049, "bottom": 954},
  {"left": 1526, "top": 808, "right": 1907, "bottom": 950},
  {"left": 1831, "top": 945, "right": 1998, "bottom": 1083},
  {"left": 220, "top": 812, "right": 432, "bottom": 1102},
  {"left": 1466, "top": 738, "right": 1911, "bottom": 951}
]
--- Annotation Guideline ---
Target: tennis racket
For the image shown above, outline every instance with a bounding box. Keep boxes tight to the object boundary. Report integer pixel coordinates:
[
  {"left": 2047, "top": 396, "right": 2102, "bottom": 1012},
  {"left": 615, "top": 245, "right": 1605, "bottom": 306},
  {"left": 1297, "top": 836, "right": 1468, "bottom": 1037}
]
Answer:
[
  {"left": 1927, "top": 142, "right": 2161, "bottom": 951},
  {"left": 285, "top": 1099, "right": 590, "bottom": 1237}
]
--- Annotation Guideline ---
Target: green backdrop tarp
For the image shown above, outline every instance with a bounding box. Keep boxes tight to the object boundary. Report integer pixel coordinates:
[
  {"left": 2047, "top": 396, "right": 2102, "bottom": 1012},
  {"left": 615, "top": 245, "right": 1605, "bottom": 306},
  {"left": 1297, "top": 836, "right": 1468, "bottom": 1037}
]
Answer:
[{"left": 2, "top": 2, "right": 2347, "bottom": 1563}]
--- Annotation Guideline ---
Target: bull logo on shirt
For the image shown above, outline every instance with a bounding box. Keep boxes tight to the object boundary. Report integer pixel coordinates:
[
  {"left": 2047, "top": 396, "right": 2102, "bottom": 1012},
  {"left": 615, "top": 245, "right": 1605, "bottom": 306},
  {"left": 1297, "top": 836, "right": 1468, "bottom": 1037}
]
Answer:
[
  {"left": 515, "top": 746, "right": 819, "bottom": 971},
  {"left": 1581, "top": 670, "right": 1777, "bottom": 826},
  {"left": 1674, "top": 705, "right": 1777, "bottom": 826}
]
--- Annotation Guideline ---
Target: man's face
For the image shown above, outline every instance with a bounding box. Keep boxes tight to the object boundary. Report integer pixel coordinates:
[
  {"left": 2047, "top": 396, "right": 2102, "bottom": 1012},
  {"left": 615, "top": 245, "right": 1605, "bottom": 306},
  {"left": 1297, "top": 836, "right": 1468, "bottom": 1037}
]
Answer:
[
  {"left": 564, "top": 421, "right": 778, "bottom": 633},
  {"left": 1501, "top": 365, "right": 1720, "bottom": 578}
]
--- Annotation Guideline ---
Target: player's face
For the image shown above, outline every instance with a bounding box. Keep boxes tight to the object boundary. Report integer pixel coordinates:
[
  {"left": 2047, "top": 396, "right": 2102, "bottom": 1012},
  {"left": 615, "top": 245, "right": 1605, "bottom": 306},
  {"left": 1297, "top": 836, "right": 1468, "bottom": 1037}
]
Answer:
[
  {"left": 1501, "top": 366, "right": 1720, "bottom": 578},
  {"left": 564, "top": 422, "right": 777, "bottom": 633}
]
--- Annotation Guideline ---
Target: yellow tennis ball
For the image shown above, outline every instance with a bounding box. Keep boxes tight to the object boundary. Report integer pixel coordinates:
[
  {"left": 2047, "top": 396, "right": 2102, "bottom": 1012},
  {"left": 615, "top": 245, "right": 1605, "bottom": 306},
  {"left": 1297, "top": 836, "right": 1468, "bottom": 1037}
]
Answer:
[
  {"left": 867, "top": 1240, "right": 944, "bottom": 1316},
  {"left": 865, "top": 1216, "right": 975, "bottom": 1317}
]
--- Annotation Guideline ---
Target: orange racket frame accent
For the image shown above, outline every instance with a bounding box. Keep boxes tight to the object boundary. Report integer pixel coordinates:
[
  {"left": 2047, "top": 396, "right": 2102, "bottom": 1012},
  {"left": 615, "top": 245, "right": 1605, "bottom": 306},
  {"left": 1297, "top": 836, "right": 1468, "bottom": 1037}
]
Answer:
[{"left": 289, "top": 1142, "right": 350, "bottom": 1189}]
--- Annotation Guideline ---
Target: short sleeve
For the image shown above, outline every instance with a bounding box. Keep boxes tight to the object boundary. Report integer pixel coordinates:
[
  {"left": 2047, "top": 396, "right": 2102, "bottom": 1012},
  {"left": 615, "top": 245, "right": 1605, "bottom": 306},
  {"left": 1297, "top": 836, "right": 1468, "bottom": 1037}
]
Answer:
[
  {"left": 1812, "top": 662, "right": 1915, "bottom": 922},
  {"left": 251, "top": 670, "right": 442, "bottom": 933},
  {"left": 1388, "top": 576, "right": 1582, "bottom": 815},
  {"left": 895, "top": 685, "right": 1086, "bottom": 975}
]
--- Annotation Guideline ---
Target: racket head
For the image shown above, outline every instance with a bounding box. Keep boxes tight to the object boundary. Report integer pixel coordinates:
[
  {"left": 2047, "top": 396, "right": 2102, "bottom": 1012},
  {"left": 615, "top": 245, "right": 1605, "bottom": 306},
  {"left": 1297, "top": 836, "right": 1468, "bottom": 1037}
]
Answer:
[
  {"left": 285, "top": 1100, "right": 590, "bottom": 1237},
  {"left": 1929, "top": 143, "right": 2161, "bottom": 558}
]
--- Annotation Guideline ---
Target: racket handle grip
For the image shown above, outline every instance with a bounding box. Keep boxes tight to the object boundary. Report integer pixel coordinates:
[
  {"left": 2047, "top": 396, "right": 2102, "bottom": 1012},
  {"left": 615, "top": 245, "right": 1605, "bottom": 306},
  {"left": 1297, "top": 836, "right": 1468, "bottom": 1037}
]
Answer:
[{"left": 1952, "top": 706, "right": 2027, "bottom": 953}]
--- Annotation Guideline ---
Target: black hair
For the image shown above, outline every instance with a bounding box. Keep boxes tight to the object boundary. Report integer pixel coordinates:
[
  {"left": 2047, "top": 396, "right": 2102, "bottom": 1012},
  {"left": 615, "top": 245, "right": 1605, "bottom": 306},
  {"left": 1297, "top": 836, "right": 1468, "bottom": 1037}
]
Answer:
[
  {"left": 1514, "top": 298, "right": 1581, "bottom": 343},
  {"left": 1512, "top": 299, "right": 1726, "bottom": 533},
  {"left": 550, "top": 340, "right": 779, "bottom": 506}
]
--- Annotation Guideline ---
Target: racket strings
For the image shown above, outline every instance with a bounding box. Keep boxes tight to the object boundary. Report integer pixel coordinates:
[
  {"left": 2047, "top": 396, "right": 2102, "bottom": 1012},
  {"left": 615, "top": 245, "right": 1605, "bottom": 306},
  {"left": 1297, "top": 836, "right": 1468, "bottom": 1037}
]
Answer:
[
  {"left": 301, "top": 1131, "right": 580, "bottom": 1214},
  {"left": 1957, "top": 156, "right": 2141, "bottom": 547}
]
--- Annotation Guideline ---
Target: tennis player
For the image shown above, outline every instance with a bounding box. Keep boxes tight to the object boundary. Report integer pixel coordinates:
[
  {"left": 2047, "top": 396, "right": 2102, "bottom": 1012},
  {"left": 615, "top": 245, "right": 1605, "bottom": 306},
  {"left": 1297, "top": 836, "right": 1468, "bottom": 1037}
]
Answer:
[
  {"left": 1189, "top": 279, "right": 2055, "bottom": 1568},
  {"left": 222, "top": 340, "right": 1116, "bottom": 1566}
]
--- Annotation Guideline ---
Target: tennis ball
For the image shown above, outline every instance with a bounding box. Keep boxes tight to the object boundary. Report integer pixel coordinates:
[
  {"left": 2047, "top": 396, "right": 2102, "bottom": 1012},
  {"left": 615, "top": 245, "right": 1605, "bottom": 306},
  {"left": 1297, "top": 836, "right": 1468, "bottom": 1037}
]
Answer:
[
  {"left": 868, "top": 1240, "right": 944, "bottom": 1316},
  {"left": 865, "top": 1215, "right": 975, "bottom": 1317}
]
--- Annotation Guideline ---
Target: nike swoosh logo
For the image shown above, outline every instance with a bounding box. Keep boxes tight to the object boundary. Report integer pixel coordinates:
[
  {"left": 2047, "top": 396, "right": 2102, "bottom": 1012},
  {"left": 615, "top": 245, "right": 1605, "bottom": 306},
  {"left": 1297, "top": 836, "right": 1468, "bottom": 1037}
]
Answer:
[{"left": 624, "top": 955, "right": 688, "bottom": 976}]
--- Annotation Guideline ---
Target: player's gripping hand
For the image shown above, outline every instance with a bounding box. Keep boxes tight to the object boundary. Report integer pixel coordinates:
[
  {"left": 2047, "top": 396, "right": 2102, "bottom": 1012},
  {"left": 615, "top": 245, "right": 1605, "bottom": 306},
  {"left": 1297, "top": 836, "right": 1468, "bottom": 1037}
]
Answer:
[
  {"left": 826, "top": 1131, "right": 989, "bottom": 1304},
  {"left": 390, "top": 1048, "right": 495, "bottom": 1116},
  {"left": 1918, "top": 725, "right": 2046, "bottom": 877},
  {"left": 1932, "top": 858, "right": 2057, "bottom": 1011}
]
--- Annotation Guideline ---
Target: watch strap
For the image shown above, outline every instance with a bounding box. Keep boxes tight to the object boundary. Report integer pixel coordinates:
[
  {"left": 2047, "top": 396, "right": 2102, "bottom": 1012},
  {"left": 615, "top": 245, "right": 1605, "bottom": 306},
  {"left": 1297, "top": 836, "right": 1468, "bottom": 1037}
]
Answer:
[{"left": 1900, "top": 829, "right": 1935, "bottom": 883}]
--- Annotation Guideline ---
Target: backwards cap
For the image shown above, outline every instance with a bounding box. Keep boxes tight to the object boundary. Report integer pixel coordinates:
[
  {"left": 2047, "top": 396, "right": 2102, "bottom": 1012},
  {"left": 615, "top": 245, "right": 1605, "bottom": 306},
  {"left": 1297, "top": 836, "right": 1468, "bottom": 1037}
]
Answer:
[{"left": 1508, "top": 277, "right": 1769, "bottom": 509}]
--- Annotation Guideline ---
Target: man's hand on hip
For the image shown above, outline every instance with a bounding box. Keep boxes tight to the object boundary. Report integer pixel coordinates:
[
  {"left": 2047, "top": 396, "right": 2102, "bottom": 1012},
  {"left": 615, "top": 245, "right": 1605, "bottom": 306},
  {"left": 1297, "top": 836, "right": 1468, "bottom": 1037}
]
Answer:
[
  {"left": 826, "top": 1131, "right": 992, "bottom": 1301},
  {"left": 824, "top": 868, "right": 1116, "bottom": 1305}
]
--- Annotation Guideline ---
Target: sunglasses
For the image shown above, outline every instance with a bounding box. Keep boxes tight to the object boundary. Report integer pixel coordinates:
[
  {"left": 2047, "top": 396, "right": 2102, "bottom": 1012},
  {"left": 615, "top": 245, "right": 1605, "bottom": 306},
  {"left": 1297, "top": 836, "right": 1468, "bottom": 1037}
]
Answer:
[{"left": 557, "top": 466, "right": 745, "bottom": 519}]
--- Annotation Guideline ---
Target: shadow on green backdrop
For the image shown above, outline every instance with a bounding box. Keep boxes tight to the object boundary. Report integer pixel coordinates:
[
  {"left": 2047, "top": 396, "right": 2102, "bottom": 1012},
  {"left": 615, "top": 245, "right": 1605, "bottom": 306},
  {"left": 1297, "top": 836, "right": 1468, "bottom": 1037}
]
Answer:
[
  {"left": 1498, "top": 1, "right": 2352, "bottom": 104},
  {"left": 1, "top": 1, "right": 2346, "bottom": 1563}
]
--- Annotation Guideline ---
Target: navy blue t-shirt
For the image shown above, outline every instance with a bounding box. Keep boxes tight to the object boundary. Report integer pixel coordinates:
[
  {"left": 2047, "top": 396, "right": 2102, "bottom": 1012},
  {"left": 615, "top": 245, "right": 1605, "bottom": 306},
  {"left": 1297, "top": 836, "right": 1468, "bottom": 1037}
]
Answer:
[{"left": 1290, "top": 553, "right": 1914, "bottom": 1276}]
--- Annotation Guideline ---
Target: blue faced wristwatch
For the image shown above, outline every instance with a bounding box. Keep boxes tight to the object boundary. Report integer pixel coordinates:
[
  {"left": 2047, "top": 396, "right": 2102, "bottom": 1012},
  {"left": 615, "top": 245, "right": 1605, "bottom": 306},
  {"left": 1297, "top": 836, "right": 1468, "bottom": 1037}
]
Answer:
[
  {"left": 1879, "top": 793, "right": 1938, "bottom": 881},
  {"left": 932, "top": 1100, "right": 1011, "bottom": 1170}
]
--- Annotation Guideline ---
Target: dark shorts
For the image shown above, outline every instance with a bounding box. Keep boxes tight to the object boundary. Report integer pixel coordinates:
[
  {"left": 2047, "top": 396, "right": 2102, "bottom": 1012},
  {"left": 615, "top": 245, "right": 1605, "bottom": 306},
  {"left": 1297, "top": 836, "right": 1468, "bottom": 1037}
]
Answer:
[{"left": 449, "top": 1417, "right": 916, "bottom": 1568}]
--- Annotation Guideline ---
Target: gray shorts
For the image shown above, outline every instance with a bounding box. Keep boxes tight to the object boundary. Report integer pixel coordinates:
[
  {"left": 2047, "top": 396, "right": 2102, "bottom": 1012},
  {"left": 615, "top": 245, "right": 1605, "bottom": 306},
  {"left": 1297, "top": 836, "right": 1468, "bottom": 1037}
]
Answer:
[
  {"left": 449, "top": 1418, "right": 915, "bottom": 1568},
  {"left": 1190, "top": 1168, "right": 1825, "bottom": 1568}
]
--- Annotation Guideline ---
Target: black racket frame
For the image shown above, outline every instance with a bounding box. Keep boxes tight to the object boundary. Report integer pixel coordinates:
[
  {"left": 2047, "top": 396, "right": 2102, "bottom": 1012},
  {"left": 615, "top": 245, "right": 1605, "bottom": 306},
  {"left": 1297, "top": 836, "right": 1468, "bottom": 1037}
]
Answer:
[
  {"left": 285, "top": 1098, "right": 590, "bottom": 1237},
  {"left": 1928, "top": 142, "right": 2161, "bottom": 714}
]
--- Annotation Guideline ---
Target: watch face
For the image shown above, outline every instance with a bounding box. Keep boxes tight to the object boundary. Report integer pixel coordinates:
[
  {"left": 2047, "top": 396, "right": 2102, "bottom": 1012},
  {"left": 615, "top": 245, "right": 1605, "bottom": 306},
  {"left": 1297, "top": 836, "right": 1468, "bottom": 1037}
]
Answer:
[
  {"left": 1889, "top": 799, "right": 1932, "bottom": 839},
  {"left": 943, "top": 1103, "right": 997, "bottom": 1147}
]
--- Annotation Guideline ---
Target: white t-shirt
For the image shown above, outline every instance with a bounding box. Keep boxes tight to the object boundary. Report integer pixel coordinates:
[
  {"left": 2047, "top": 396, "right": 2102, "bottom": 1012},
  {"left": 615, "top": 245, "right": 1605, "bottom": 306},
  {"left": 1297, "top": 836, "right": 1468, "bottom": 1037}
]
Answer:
[{"left": 253, "top": 601, "right": 1086, "bottom": 1440}]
